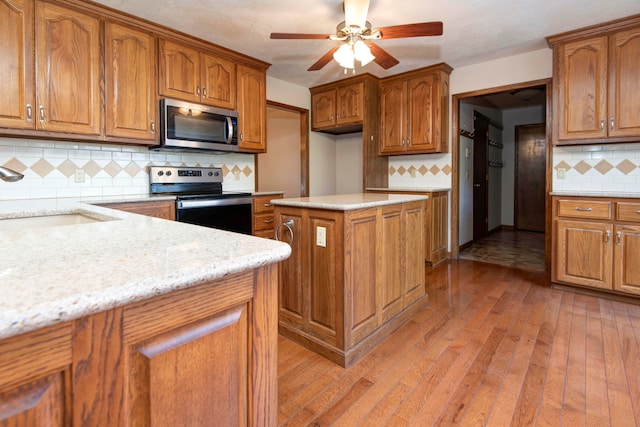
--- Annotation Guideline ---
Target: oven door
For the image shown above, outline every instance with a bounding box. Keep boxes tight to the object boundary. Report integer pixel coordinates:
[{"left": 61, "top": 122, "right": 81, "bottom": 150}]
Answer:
[{"left": 176, "top": 196, "right": 252, "bottom": 234}]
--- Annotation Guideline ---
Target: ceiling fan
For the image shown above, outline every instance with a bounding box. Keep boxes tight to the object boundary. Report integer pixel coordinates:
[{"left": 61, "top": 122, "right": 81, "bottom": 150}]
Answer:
[{"left": 270, "top": 0, "right": 443, "bottom": 71}]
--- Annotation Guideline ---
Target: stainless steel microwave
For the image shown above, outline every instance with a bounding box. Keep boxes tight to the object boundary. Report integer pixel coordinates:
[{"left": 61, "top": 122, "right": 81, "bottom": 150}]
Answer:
[{"left": 155, "top": 98, "right": 238, "bottom": 152}]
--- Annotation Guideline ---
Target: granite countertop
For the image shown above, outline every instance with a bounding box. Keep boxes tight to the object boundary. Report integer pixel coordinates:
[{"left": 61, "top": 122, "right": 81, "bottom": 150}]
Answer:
[
  {"left": 0, "top": 201, "right": 291, "bottom": 340},
  {"left": 271, "top": 193, "right": 429, "bottom": 211},
  {"left": 367, "top": 186, "right": 452, "bottom": 193},
  {"left": 252, "top": 191, "right": 285, "bottom": 196},
  {"left": 550, "top": 191, "right": 640, "bottom": 199}
]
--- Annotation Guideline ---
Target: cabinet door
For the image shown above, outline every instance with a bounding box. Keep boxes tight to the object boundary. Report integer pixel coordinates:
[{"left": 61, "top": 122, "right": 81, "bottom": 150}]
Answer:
[
  {"left": 406, "top": 73, "right": 437, "bottom": 152},
  {"left": 554, "top": 219, "right": 612, "bottom": 289},
  {"left": 201, "top": 53, "right": 236, "bottom": 109},
  {"left": 237, "top": 64, "right": 266, "bottom": 152},
  {"left": 379, "top": 80, "right": 405, "bottom": 154},
  {"left": 311, "top": 88, "right": 336, "bottom": 129},
  {"left": 0, "top": 0, "right": 34, "bottom": 129},
  {"left": 556, "top": 36, "right": 608, "bottom": 140},
  {"left": 0, "top": 323, "right": 71, "bottom": 425},
  {"left": 429, "top": 192, "right": 448, "bottom": 265},
  {"left": 379, "top": 205, "right": 404, "bottom": 322},
  {"left": 608, "top": 28, "right": 640, "bottom": 138},
  {"left": 35, "top": 2, "right": 101, "bottom": 134},
  {"left": 614, "top": 225, "right": 640, "bottom": 295},
  {"left": 158, "top": 39, "right": 201, "bottom": 103},
  {"left": 336, "top": 82, "right": 363, "bottom": 126},
  {"left": 105, "top": 22, "right": 157, "bottom": 141},
  {"left": 403, "top": 201, "right": 425, "bottom": 305}
]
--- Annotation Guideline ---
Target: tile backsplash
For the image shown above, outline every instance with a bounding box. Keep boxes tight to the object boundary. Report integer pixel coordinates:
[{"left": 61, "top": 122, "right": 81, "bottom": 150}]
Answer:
[
  {"left": 552, "top": 143, "right": 640, "bottom": 192},
  {"left": 0, "top": 137, "right": 255, "bottom": 209},
  {"left": 388, "top": 153, "right": 452, "bottom": 188}
]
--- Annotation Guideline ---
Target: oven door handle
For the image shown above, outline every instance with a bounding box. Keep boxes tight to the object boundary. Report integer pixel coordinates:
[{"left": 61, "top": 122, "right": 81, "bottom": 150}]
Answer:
[
  {"left": 178, "top": 198, "right": 251, "bottom": 209},
  {"left": 226, "top": 116, "right": 234, "bottom": 145}
]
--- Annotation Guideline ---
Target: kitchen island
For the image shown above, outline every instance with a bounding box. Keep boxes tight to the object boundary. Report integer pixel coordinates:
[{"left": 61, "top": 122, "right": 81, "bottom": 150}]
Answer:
[
  {"left": 271, "top": 193, "right": 428, "bottom": 367},
  {"left": 0, "top": 202, "right": 290, "bottom": 426}
]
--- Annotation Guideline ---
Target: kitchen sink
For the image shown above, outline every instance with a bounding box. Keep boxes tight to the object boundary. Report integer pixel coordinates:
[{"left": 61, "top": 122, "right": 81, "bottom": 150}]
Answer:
[{"left": 0, "top": 212, "right": 118, "bottom": 231}]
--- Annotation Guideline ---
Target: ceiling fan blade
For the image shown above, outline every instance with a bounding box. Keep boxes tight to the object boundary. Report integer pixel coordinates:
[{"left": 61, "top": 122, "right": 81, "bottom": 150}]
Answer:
[
  {"left": 344, "top": 0, "right": 370, "bottom": 28},
  {"left": 308, "top": 47, "right": 339, "bottom": 71},
  {"left": 367, "top": 42, "right": 399, "bottom": 69},
  {"left": 270, "top": 33, "right": 331, "bottom": 40},
  {"left": 378, "top": 22, "right": 443, "bottom": 39}
]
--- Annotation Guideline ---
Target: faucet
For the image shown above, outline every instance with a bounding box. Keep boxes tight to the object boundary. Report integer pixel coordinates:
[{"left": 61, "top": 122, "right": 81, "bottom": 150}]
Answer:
[{"left": 0, "top": 166, "right": 24, "bottom": 182}]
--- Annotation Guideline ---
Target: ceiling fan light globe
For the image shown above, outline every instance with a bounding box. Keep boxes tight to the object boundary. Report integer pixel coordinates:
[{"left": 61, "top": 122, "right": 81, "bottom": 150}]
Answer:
[
  {"left": 333, "top": 44, "right": 355, "bottom": 68},
  {"left": 353, "top": 40, "right": 375, "bottom": 66}
]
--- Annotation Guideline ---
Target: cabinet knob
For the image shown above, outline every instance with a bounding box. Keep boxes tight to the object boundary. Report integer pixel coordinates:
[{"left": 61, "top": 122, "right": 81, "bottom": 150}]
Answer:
[
  {"left": 264, "top": 219, "right": 274, "bottom": 224},
  {"left": 610, "top": 117, "right": 615, "bottom": 131},
  {"left": 600, "top": 119, "right": 605, "bottom": 132},
  {"left": 196, "top": 86, "right": 201, "bottom": 97},
  {"left": 605, "top": 230, "right": 611, "bottom": 244},
  {"left": 617, "top": 230, "right": 622, "bottom": 246},
  {"left": 203, "top": 87, "right": 207, "bottom": 98},
  {"left": 39, "top": 105, "right": 45, "bottom": 123},
  {"left": 150, "top": 120, "right": 155, "bottom": 133},
  {"left": 26, "top": 104, "right": 32, "bottom": 122},
  {"left": 264, "top": 203, "right": 272, "bottom": 207}
]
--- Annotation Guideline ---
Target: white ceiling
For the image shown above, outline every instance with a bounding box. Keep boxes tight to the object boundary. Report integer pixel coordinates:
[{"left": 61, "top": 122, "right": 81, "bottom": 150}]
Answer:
[{"left": 94, "top": 0, "right": 639, "bottom": 89}]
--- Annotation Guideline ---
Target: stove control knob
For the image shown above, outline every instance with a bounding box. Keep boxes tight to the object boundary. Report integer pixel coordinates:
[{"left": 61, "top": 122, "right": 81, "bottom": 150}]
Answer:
[
  {"left": 214, "top": 171, "right": 220, "bottom": 177},
  {"left": 208, "top": 171, "right": 213, "bottom": 176},
  {"left": 166, "top": 171, "right": 172, "bottom": 176},
  {"left": 157, "top": 171, "right": 164, "bottom": 176}
]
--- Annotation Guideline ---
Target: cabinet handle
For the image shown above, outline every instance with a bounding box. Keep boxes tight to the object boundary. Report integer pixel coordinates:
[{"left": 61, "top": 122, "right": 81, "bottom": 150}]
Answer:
[
  {"left": 264, "top": 203, "right": 272, "bottom": 207},
  {"left": 605, "top": 230, "right": 611, "bottom": 244},
  {"left": 636, "top": 210, "right": 640, "bottom": 214},
  {"left": 610, "top": 117, "right": 615, "bottom": 131},
  {"left": 617, "top": 230, "right": 622, "bottom": 246},
  {"left": 264, "top": 219, "right": 274, "bottom": 224},
  {"left": 26, "top": 104, "right": 32, "bottom": 122},
  {"left": 196, "top": 86, "right": 201, "bottom": 96},
  {"left": 150, "top": 120, "right": 155, "bottom": 133},
  {"left": 600, "top": 119, "right": 605, "bottom": 132},
  {"left": 574, "top": 207, "right": 592, "bottom": 212},
  {"left": 203, "top": 87, "right": 207, "bottom": 98},
  {"left": 240, "top": 132, "right": 244, "bottom": 142},
  {"left": 39, "top": 105, "right": 45, "bottom": 123},
  {"left": 401, "top": 138, "right": 405, "bottom": 146},
  {"left": 407, "top": 137, "right": 411, "bottom": 146}
]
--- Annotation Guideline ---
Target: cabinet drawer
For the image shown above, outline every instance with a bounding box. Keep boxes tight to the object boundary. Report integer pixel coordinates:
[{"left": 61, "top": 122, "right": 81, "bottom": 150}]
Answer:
[
  {"left": 556, "top": 199, "right": 612, "bottom": 220},
  {"left": 253, "top": 195, "right": 279, "bottom": 214},
  {"left": 616, "top": 202, "right": 640, "bottom": 223},
  {"left": 254, "top": 229, "right": 275, "bottom": 239},
  {"left": 253, "top": 213, "right": 275, "bottom": 231}
]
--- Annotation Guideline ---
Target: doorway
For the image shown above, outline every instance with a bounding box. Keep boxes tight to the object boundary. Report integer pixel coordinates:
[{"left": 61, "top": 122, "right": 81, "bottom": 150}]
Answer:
[
  {"left": 453, "top": 81, "right": 551, "bottom": 273},
  {"left": 515, "top": 123, "right": 546, "bottom": 232},
  {"left": 257, "top": 101, "right": 309, "bottom": 197}
]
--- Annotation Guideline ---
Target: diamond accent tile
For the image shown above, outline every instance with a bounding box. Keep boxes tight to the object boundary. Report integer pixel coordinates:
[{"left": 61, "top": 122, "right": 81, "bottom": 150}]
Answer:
[
  {"left": 104, "top": 160, "right": 123, "bottom": 177},
  {"left": 594, "top": 160, "right": 613, "bottom": 175},
  {"left": 429, "top": 165, "right": 441, "bottom": 175},
  {"left": 231, "top": 165, "right": 241, "bottom": 174},
  {"left": 616, "top": 159, "right": 637, "bottom": 175},
  {"left": 573, "top": 160, "right": 592, "bottom": 175},
  {"left": 397, "top": 166, "right": 406, "bottom": 176},
  {"left": 124, "top": 161, "right": 142, "bottom": 177},
  {"left": 418, "top": 165, "right": 428, "bottom": 176},
  {"left": 82, "top": 160, "right": 101, "bottom": 177},
  {"left": 221, "top": 165, "right": 230, "bottom": 176},
  {"left": 555, "top": 160, "right": 571, "bottom": 171},
  {"left": 57, "top": 159, "right": 78, "bottom": 177},
  {"left": 442, "top": 164, "right": 452, "bottom": 175},
  {"left": 242, "top": 165, "right": 252, "bottom": 177},
  {"left": 31, "top": 158, "right": 54, "bottom": 177},
  {"left": 3, "top": 158, "right": 27, "bottom": 173},
  {"left": 388, "top": 166, "right": 396, "bottom": 176}
]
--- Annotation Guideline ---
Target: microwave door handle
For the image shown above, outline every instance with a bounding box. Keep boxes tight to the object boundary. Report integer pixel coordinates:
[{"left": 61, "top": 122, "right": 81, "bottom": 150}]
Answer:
[{"left": 226, "top": 116, "right": 233, "bottom": 144}]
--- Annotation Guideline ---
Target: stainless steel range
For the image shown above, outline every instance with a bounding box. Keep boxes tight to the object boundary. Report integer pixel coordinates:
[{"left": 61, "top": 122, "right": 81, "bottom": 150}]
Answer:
[{"left": 149, "top": 166, "right": 252, "bottom": 234}]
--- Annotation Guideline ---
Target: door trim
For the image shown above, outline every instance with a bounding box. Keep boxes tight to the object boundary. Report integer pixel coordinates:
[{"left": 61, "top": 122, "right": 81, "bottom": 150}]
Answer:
[
  {"left": 451, "top": 78, "right": 552, "bottom": 275},
  {"left": 262, "top": 100, "right": 310, "bottom": 197}
]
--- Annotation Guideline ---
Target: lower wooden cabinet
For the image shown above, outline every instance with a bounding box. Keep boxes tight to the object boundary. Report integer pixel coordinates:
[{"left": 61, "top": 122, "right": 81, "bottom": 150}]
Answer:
[
  {"left": 0, "top": 269, "right": 278, "bottom": 426},
  {"left": 98, "top": 199, "right": 175, "bottom": 220},
  {"left": 275, "top": 200, "right": 426, "bottom": 367},
  {"left": 552, "top": 196, "right": 640, "bottom": 297},
  {"left": 252, "top": 193, "right": 283, "bottom": 238}
]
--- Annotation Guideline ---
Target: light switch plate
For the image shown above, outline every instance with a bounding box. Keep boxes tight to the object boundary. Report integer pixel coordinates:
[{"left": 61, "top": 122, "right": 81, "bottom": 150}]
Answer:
[
  {"left": 557, "top": 168, "right": 566, "bottom": 179},
  {"left": 316, "top": 226, "right": 326, "bottom": 247}
]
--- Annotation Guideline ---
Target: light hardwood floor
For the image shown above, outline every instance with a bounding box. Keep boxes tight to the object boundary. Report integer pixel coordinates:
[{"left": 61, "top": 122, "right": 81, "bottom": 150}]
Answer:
[{"left": 278, "top": 259, "right": 640, "bottom": 426}]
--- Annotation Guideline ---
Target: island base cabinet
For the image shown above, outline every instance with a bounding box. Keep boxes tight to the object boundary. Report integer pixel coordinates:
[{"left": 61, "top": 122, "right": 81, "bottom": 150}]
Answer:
[
  {"left": 0, "top": 267, "right": 278, "bottom": 427},
  {"left": 276, "top": 200, "right": 426, "bottom": 367}
]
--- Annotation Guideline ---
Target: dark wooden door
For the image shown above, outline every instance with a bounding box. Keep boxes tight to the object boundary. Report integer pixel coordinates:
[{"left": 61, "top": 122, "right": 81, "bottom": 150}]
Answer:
[
  {"left": 473, "top": 112, "right": 489, "bottom": 241},
  {"left": 515, "top": 124, "right": 546, "bottom": 232}
]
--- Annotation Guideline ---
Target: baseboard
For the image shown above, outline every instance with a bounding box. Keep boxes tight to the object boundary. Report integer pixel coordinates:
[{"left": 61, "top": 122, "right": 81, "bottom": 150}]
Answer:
[
  {"left": 459, "top": 240, "right": 473, "bottom": 251},
  {"left": 501, "top": 225, "right": 515, "bottom": 231}
]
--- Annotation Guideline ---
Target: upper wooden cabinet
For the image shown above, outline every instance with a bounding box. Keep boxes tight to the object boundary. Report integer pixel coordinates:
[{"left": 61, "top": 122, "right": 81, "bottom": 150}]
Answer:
[
  {"left": 105, "top": 22, "right": 157, "bottom": 140},
  {"left": 310, "top": 79, "right": 365, "bottom": 132},
  {"left": 379, "top": 63, "right": 452, "bottom": 155},
  {"left": 548, "top": 15, "right": 640, "bottom": 144},
  {"left": 0, "top": 0, "right": 100, "bottom": 134},
  {"left": 236, "top": 64, "right": 266, "bottom": 152},
  {"left": 158, "top": 38, "right": 236, "bottom": 109}
]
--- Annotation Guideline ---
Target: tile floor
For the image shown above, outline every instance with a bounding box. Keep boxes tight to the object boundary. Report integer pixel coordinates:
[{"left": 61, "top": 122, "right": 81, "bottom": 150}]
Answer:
[{"left": 458, "top": 229, "right": 545, "bottom": 272}]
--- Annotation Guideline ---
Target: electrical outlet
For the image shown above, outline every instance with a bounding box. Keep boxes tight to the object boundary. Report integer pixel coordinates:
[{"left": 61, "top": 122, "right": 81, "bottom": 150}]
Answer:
[
  {"left": 557, "top": 168, "right": 566, "bottom": 179},
  {"left": 410, "top": 169, "right": 416, "bottom": 178},
  {"left": 233, "top": 170, "right": 240, "bottom": 180},
  {"left": 74, "top": 169, "right": 85, "bottom": 183},
  {"left": 316, "top": 226, "right": 326, "bottom": 247}
]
